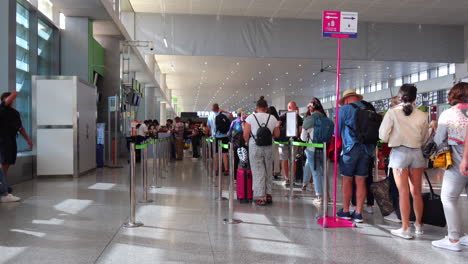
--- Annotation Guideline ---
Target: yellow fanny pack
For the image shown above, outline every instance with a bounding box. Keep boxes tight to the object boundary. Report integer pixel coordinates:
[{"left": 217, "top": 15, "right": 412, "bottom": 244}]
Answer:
[{"left": 430, "top": 151, "right": 453, "bottom": 169}]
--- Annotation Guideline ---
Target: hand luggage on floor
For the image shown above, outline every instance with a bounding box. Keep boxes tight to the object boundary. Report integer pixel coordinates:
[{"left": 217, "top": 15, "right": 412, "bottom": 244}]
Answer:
[
  {"left": 395, "top": 172, "right": 446, "bottom": 227},
  {"left": 294, "top": 156, "right": 304, "bottom": 184},
  {"left": 421, "top": 172, "right": 446, "bottom": 227},
  {"left": 370, "top": 177, "right": 394, "bottom": 217},
  {"left": 236, "top": 168, "right": 253, "bottom": 203}
]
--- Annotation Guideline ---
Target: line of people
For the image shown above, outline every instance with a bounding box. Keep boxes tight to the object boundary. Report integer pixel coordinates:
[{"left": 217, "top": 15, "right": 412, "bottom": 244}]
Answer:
[{"left": 205, "top": 82, "right": 467, "bottom": 252}]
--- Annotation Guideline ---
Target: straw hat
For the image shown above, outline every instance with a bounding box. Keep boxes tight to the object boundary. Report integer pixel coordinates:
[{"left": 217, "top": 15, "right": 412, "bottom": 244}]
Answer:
[
  {"left": 340, "top": 89, "right": 363, "bottom": 106},
  {"left": 236, "top": 108, "right": 245, "bottom": 115}
]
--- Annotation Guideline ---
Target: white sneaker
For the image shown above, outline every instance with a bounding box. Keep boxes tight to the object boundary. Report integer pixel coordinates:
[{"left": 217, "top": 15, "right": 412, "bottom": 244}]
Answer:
[
  {"left": 414, "top": 223, "right": 424, "bottom": 236},
  {"left": 391, "top": 228, "right": 413, "bottom": 240},
  {"left": 0, "top": 194, "right": 21, "bottom": 203},
  {"left": 384, "top": 211, "right": 402, "bottom": 223},
  {"left": 364, "top": 206, "right": 374, "bottom": 214},
  {"left": 460, "top": 235, "right": 468, "bottom": 246},
  {"left": 312, "top": 197, "right": 323, "bottom": 205},
  {"left": 432, "top": 237, "right": 462, "bottom": 252}
]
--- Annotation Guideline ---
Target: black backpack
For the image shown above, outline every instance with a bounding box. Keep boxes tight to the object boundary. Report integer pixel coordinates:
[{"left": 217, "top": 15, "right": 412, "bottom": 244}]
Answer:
[
  {"left": 251, "top": 114, "right": 273, "bottom": 146},
  {"left": 349, "top": 102, "right": 382, "bottom": 145},
  {"left": 215, "top": 113, "right": 231, "bottom": 134}
]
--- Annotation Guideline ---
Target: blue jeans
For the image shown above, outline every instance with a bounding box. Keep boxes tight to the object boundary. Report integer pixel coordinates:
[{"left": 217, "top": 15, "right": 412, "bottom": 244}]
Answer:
[
  {"left": 303, "top": 149, "right": 324, "bottom": 196},
  {"left": 0, "top": 169, "right": 8, "bottom": 195}
]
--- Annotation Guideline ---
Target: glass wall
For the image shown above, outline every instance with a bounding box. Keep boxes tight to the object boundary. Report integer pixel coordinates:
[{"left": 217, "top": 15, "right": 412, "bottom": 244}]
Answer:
[
  {"left": 15, "top": 1, "right": 59, "bottom": 152},
  {"left": 16, "top": 2, "right": 31, "bottom": 152},
  {"left": 37, "top": 19, "right": 54, "bottom": 75}
]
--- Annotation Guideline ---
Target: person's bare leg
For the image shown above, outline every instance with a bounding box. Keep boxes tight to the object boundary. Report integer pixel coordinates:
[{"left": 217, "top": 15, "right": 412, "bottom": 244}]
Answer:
[
  {"left": 1, "top": 164, "right": 10, "bottom": 176},
  {"left": 393, "top": 168, "right": 411, "bottom": 230},
  {"left": 355, "top": 177, "right": 367, "bottom": 214},
  {"left": 282, "top": 160, "right": 289, "bottom": 180},
  {"left": 214, "top": 153, "right": 219, "bottom": 174},
  {"left": 409, "top": 168, "right": 425, "bottom": 227},
  {"left": 342, "top": 177, "right": 353, "bottom": 212},
  {"left": 222, "top": 153, "right": 229, "bottom": 172}
]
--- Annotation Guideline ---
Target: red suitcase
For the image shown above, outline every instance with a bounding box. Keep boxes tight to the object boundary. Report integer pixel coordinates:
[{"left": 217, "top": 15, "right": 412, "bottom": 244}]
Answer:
[{"left": 236, "top": 168, "right": 253, "bottom": 203}]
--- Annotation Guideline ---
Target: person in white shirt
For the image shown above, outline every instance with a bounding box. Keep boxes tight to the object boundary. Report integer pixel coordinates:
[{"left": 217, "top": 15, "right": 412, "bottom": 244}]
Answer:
[
  {"left": 243, "top": 96, "right": 280, "bottom": 206},
  {"left": 379, "top": 84, "right": 429, "bottom": 240},
  {"left": 138, "top": 121, "right": 149, "bottom": 137}
]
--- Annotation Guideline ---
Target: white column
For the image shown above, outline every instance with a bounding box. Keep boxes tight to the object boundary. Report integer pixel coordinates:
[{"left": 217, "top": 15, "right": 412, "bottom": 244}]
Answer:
[{"left": 160, "top": 102, "right": 167, "bottom": 122}]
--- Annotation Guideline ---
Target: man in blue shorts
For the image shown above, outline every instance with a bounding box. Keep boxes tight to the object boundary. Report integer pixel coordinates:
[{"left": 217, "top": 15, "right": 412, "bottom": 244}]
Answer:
[{"left": 336, "top": 89, "right": 375, "bottom": 223}]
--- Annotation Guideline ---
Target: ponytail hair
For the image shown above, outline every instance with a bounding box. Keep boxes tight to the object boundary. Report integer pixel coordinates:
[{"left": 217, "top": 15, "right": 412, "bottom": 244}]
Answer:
[
  {"left": 398, "top": 84, "right": 417, "bottom": 116},
  {"left": 256, "top": 96, "right": 268, "bottom": 109}
]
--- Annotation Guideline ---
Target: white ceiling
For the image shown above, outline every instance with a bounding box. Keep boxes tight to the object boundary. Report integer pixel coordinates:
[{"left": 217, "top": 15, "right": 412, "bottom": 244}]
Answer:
[
  {"left": 130, "top": 0, "right": 468, "bottom": 25},
  {"left": 155, "top": 55, "right": 445, "bottom": 112}
]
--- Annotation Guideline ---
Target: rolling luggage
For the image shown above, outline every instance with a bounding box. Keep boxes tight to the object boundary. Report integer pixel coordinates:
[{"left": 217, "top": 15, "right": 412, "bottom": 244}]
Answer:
[{"left": 237, "top": 168, "right": 253, "bottom": 203}]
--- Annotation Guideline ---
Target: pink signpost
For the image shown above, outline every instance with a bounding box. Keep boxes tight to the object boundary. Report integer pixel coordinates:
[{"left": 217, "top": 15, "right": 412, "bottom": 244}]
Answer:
[{"left": 317, "top": 11, "right": 358, "bottom": 229}]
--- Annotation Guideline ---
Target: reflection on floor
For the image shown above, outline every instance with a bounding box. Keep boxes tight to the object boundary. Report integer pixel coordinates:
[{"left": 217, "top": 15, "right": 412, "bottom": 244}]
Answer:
[{"left": 1, "top": 155, "right": 467, "bottom": 264}]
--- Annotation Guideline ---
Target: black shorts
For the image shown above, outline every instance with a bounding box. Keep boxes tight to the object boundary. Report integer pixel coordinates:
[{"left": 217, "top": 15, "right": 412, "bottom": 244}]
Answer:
[
  {"left": 0, "top": 138, "right": 18, "bottom": 165},
  {"left": 215, "top": 137, "right": 229, "bottom": 153}
]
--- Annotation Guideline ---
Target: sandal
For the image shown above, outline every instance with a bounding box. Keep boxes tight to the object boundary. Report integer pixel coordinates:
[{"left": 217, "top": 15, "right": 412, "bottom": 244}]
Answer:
[
  {"left": 266, "top": 194, "right": 273, "bottom": 204},
  {"left": 255, "top": 199, "right": 267, "bottom": 206},
  {"left": 301, "top": 184, "right": 307, "bottom": 191}
]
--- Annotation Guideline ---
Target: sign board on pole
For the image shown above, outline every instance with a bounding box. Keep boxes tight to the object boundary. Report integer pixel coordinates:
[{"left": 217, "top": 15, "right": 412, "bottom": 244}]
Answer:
[
  {"left": 322, "top": 11, "right": 358, "bottom": 38},
  {"left": 108, "top": 96, "right": 117, "bottom": 112},
  {"left": 286, "top": 111, "right": 297, "bottom": 137}
]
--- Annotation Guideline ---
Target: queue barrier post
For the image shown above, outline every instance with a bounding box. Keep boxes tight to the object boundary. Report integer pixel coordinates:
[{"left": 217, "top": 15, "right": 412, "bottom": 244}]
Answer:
[
  {"left": 224, "top": 142, "right": 242, "bottom": 224},
  {"left": 212, "top": 138, "right": 216, "bottom": 181},
  {"left": 289, "top": 139, "right": 297, "bottom": 200},
  {"left": 151, "top": 139, "right": 162, "bottom": 189},
  {"left": 124, "top": 143, "right": 144, "bottom": 228},
  {"left": 316, "top": 140, "right": 355, "bottom": 228},
  {"left": 137, "top": 141, "right": 153, "bottom": 203},
  {"left": 320, "top": 142, "right": 329, "bottom": 225},
  {"left": 218, "top": 141, "right": 228, "bottom": 201}
]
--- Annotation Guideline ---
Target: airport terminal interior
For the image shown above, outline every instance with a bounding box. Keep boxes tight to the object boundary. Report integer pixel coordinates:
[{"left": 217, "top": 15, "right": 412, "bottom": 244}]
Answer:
[{"left": 1, "top": 0, "right": 468, "bottom": 263}]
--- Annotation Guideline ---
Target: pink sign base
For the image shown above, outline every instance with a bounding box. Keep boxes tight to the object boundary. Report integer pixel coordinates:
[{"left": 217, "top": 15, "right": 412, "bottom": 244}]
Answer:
[{"left": 317, "top": 217, "right": 355, "bottom": 228}]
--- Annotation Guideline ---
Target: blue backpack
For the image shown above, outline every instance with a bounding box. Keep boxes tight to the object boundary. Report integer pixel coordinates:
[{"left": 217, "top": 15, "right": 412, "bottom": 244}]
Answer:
[{"left": 311, "top": 113, "right": 334, "bottom": 144}]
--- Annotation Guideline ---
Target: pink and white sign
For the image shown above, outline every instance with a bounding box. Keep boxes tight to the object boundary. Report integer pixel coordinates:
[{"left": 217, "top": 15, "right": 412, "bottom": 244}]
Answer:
[{"left": 322, "top": 11, "right": 358, "bottom": 38}]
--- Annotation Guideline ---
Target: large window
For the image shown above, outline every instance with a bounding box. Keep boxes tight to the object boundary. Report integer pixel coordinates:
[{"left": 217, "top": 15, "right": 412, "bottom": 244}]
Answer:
[
  {"left": 16, "top": 2, "right": 31, "bottom": 152},
  {"left": 38, "top": 0, "right": 53, "bottom": 20},
  {"left": 438, "top": 65, "right": 448, "bottom": 77},
  {"left": 15, "top": 1, "right": 59, "bottom": 152},
  {"left": 38, "top": 19, "right": 54, "bottom": 75}
]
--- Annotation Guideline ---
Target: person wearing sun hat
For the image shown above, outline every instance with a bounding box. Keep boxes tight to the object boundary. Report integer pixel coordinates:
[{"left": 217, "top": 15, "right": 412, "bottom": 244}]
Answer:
[{"left": 336, "top": 89, "right": 376, "bottom": 223}]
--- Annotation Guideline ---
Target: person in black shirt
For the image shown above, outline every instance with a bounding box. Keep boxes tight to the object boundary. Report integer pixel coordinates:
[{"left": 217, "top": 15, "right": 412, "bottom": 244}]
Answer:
[
  {"left": 277, "top": 101, "right": 303, "bottom": 186},
  {"left": 0, "top": 92, "right": 32, "bottom": 202}
]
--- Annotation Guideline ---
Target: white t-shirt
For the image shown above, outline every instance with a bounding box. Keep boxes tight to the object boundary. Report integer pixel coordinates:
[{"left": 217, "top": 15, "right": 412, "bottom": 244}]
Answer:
[
  {"left": 138, "top": 123, "right": 148, "bottom": 137},
  {"left": 246, "top": 113, "right": 278, "bottom": 145}
]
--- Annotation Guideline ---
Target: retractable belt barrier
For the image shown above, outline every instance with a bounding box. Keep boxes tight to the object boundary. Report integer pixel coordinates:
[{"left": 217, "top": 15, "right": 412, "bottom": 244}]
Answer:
[{"left": 124, "top": 137, "right": 171, "bottom": 228}]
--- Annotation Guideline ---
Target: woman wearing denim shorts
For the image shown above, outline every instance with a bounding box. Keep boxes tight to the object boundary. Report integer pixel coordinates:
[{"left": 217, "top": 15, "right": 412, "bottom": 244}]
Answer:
[{"left": 379, "top": 84, "right": 429, "bottom": 239}]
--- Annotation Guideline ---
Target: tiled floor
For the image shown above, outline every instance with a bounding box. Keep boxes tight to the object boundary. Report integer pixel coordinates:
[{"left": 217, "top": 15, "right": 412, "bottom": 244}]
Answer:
[{"left": 1, "top": 155, "right": 467, "bottom": 264}]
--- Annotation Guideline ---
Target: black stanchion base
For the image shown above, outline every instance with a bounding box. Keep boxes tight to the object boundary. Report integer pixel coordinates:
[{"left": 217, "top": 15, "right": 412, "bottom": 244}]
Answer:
[
  {"left": 124, "top": 222, "right": 144, "bottom": 228},
  {"left": 223, "top": 218, "right": 243, "bottom": 224}
]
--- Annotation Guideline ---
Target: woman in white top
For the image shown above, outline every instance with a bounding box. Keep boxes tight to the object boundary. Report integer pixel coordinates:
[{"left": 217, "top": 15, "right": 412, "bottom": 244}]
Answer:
[
  {"left": 243, "top": 96, "right": 280, "bottom": 206},
  {"left": 379, "top": 84, "right": 429, "bottom": 240}
]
